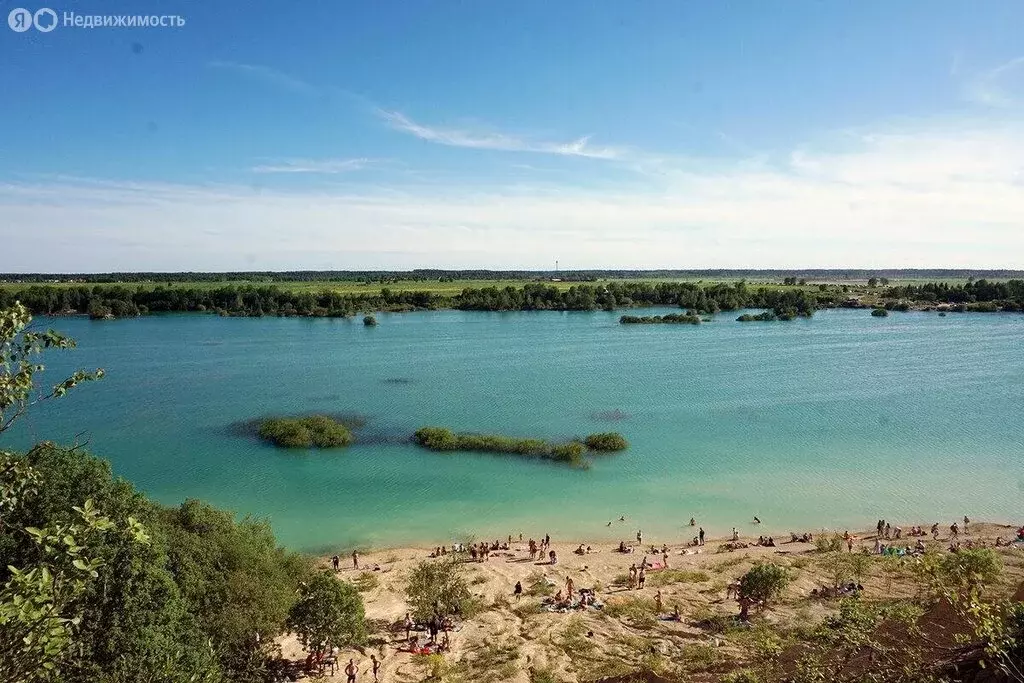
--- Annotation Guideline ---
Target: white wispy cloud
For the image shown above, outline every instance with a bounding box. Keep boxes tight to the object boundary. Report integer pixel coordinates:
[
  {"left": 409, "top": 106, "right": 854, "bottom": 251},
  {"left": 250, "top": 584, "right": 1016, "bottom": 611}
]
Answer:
[
  {"left": 377, "top": 109, "right": 623, "bottom": 160},
  {"left": 251, "top": 158, "right": 375, "bottom": 174},
  {"left": 963, "top": 55, "right": 1024, "bottom": 107},
  {"left": 3, "top": 119, "right": 1024, "bottom": 271},
  {"left": 207, "top": 61, "right": 321, "bottom": 96}
]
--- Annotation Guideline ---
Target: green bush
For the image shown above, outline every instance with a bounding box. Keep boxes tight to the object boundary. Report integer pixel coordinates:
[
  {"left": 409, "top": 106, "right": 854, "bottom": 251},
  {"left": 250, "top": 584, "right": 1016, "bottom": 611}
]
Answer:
[
  {"left": 738, "top": 563, "right": 790, "bottom": 618},
  {"left": 287, "top": 571, "right": 366, "bottom": 660},
  {"left": 413, "top": 427, "right": 626, "bottom": 467},
  {"left": 258, "top": 415, "right": 353, "bottom": 448},
  {"left": 404, "top": 558, "right": 476, "bottom": 622},
  {"left": 583, "top": 432, "right": 628, "bottom": 452}
]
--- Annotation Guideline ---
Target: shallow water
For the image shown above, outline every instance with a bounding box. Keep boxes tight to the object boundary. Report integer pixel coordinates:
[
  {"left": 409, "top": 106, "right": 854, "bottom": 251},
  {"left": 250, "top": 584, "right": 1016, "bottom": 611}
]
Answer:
[{"left": 7, "top": 308, "right": 1023, "bottom": 552}]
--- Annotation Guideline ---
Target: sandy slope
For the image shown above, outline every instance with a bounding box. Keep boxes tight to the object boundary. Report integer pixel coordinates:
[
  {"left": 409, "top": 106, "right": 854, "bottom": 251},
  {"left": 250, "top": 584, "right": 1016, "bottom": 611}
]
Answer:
[{"left": 278, "top": 521, "right": 1024, "bottom": 682}]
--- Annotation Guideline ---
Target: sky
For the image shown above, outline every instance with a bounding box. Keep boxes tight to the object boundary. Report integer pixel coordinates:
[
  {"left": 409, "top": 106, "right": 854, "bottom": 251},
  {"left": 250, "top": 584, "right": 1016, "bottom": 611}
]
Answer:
[{"left": 1, "top": 1, "right": 1023, "bottom": 272}]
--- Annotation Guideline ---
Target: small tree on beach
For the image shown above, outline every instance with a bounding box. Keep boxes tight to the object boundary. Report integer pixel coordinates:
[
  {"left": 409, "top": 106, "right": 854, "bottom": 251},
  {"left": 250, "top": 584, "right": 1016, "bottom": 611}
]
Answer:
[
  {"left": 287, "top": 571, "right": 366, "bottom": 661},
  {"left": 405, "top": 558, "right": 474, "bottom": 622},
  {"left": 737, "top": 563, "right": 789, "bottom": 620}
]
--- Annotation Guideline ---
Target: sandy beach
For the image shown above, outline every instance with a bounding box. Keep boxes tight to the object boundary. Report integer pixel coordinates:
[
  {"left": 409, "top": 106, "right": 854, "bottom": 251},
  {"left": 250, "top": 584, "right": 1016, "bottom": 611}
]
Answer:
[{"left": 277, "top": 519, "right": 1024, "bottom": 682}]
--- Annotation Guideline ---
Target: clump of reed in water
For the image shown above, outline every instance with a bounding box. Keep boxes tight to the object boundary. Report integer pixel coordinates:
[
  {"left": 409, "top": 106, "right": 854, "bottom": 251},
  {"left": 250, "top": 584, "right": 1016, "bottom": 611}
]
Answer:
[
  {"left": 258, "top": 415, "right": 354, "bottom": 448},
  {"left": 412, "top": 427, "right": 627, "bottom": 468}
]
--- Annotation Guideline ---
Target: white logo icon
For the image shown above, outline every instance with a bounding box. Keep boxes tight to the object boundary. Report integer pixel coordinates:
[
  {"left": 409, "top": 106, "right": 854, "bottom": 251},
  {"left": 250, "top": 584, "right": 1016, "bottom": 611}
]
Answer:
[
  {"left": 7, "top": 6, "right": 57, "bottom": 31},
  {"left": 33, "top": 7, "right": 57, "bottom": 31},
  {"left": 7, "top": 7, "right": 32, "bottom": 31}
]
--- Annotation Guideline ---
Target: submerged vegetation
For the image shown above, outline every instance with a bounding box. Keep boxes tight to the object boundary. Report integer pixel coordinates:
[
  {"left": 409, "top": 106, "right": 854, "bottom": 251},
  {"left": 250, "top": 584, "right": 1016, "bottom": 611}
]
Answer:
[
  {"left": 412, "top": 427, "right": 627, "bottom": 468},
  {"left": 620, "top": 312, "right": 702, "bottom": 325},
  {"left": 257, "top": 415, "right": 354, "bottom": 448},
  {"left": 737, "top": 311, "right": 778, "bottom": 322}
]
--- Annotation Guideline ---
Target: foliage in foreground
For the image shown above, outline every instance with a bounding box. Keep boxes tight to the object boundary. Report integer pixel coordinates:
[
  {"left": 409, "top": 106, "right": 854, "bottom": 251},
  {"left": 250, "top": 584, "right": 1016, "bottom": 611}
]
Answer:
[
  {"left": 258, "top": 415, "right": 354, "bottom": 449},
  {"left": 1, "top": 303, "right": 314, "bottom": 682}
]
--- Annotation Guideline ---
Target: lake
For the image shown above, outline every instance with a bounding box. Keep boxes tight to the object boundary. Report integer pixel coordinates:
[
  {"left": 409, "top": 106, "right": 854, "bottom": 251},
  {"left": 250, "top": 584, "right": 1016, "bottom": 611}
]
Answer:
[{"left": 6, "top": 308, "right": 1023, "bottom": 552}]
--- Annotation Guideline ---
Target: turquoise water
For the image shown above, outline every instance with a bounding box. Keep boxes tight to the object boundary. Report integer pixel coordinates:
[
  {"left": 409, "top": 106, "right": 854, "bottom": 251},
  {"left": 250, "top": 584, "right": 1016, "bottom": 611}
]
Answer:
[{"left": 6, "top": 309, "right": 1023, "bottom": 552}]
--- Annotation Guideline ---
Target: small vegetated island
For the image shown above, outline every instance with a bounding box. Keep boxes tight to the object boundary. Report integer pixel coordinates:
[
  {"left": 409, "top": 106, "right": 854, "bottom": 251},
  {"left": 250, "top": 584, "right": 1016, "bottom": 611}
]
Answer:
[
  {"left": 619, "top": 312, "right": 701, "bottom": 325},
  {"left": 413, "top": 427, "right": 627, "bottom": 468},
  {"left": 257, "top": 415, "right": 354, "bottom": 448}
]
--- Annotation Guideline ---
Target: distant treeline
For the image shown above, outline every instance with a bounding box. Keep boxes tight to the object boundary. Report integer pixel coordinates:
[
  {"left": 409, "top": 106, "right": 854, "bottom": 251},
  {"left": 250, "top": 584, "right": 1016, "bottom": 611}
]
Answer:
[
  {"left": 885, "top": 279, "right": 1024, "bottom": 311},
  {"left": 3, "top": 279, "right": 1023, "bottom": 319},
  {"left": 4, "top": 268, "right": 1024, "bottom": 284}
]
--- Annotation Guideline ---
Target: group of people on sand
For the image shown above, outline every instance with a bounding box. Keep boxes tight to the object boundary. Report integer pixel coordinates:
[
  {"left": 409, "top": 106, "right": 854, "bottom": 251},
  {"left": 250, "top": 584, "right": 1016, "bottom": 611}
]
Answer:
[
  {"left": 755, "top": 535, "right": 776, "bottom": 547},
  {"left": 331, "top": 551, "right": 361, "bottom": 572},
  {"left": 402, "top": 610, "right": 452, "bottom": 655},
  {"left": 317, "top": 651, "right": 380, "bottom": 683}
]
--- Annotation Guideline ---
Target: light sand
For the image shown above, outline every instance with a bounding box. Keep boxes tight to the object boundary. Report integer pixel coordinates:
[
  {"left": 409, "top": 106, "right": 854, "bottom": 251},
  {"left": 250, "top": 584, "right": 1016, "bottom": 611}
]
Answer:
[{"left": 278, "top": 521, "right": 1024, "bottom": 682}]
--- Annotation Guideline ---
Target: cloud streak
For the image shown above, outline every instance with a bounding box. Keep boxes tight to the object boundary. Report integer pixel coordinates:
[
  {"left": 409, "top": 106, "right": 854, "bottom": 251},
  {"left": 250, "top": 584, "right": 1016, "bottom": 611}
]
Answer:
[
  {"left": 207, "top": 60, "right": 321, "bottom": 96},
  {"left": 377, "top": 109, "right": 623, "bottom": 159},
  {"left": 963, "top": 55, "right": 1024, "bottom": 107},
  {"left": 251, "top": 158, "right": 375, "bottom": 174}
]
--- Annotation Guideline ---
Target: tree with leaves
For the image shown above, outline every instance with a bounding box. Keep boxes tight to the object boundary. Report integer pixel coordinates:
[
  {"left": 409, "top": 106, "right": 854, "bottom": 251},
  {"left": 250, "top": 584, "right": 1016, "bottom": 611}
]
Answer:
[
  {"left": 1, "top": 301, "right": 145, "bottom": 683},
  {"left": 286, "top": 571, "right": 366, "bottom": 664}
]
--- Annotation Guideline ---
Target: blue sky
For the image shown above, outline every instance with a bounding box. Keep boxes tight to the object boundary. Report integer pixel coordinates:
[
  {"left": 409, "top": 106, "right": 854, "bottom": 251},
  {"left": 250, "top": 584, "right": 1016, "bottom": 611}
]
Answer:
[{"left": 2, "top": 1, "right": 1023, "bottom": 271}]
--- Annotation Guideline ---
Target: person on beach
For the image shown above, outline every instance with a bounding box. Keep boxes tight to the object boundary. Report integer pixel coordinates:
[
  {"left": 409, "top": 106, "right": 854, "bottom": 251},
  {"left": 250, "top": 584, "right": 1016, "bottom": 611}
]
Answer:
[
  {"left": 332, "top": 555, "right": 340, "bottom": 571},
  {"left": 638, "top": 566, "right": 646, "bottom": 590},
  {"left": 951, "top": 522, "right": 959, "bottom": 539},
  {"left": 404, "top": 612, "right": 413, "bottom": 641},
  {"left": 636, "top": 529, "right": 643, "bottom": 545},
  {"left": 963, "top": 516, "right": 970, "bottom": 533},
  {"left": 847, "top": 536, "right": 854, "bottom": 553},
  {"left": 699, "top": 527, "right": 705, "bottom": 545},
  {"left": 514, "top": 580, "right": 523, "bottom": 601},
  {"left": 662, "top": 550, "right": 669, "bottom": 568},
  {"left": 655, "top": 590, "right": 663, "bottom": 613},
  {"left": 549, "top": 549, "right": 557, "bottom": 565},
  {"left": 345, "top": 658, "right": 358, "bottom": 683},
  {"left": 545, "top": 533, "right": 550, "bottom": 546},
  {"left": 565, "top": 576, "right": 574, "bottom": 598},
  {"left": 628, "top": 563, "right": 638, "bottom": 589},
  {"left": 370, "top": 654, "right": 380, "bottom": 682},
  {"left": 931, "top": 523, "right": 940, "bottom": 540},
  {"left": 884, "top": 523, "right": 891, "bottom": 539},
  {"left": 352, "top": 550, "right": 359, "bottom": 570},
  {"left": 877, "top": 519, "right": 885, "bottom": 538},
  {"left": 732, "top": 527, "right": 739, "bottom": 541}
]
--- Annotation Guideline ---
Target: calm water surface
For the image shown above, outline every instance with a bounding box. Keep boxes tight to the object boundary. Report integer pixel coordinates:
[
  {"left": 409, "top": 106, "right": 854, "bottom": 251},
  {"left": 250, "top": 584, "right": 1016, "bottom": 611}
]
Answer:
[{"left": 7, "top": 309, "right": 1023, "bottom": 552}]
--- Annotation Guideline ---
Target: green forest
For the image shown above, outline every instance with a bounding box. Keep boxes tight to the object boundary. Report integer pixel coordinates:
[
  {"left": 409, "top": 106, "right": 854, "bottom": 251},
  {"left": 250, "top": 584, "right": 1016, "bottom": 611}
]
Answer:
[{"left": 3, "top": 278, "right": 1021, "bottom": 320}]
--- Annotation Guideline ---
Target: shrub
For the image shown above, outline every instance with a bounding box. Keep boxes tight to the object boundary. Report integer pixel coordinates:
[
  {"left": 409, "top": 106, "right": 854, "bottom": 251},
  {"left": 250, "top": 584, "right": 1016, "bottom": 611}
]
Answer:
[
  {"left": 405, "top": 558, "right": 475, "bottom": 622},
  {"left": 258, "top": 415, "right": 353, "bottom": 448},
  {"left": 738, "top": 563, "right": 789, "bottom": 618},
  {"left": 814, "top": 534, "right": 844, "bottom": 553},
  {"left": 286, "top": 571, "right": 367, "bottom": 660},
  {"left": 646, "top": 569, "right": 710, "bottom": 587},
  {"left": 583, "top": 432, "right": 628, "bottom": 452},
  {"left": 413, "top": 427, "right": 626, "bottom": 467},
  {"left": 353, "top": 571, "right": 379, "bottom": 592}
]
